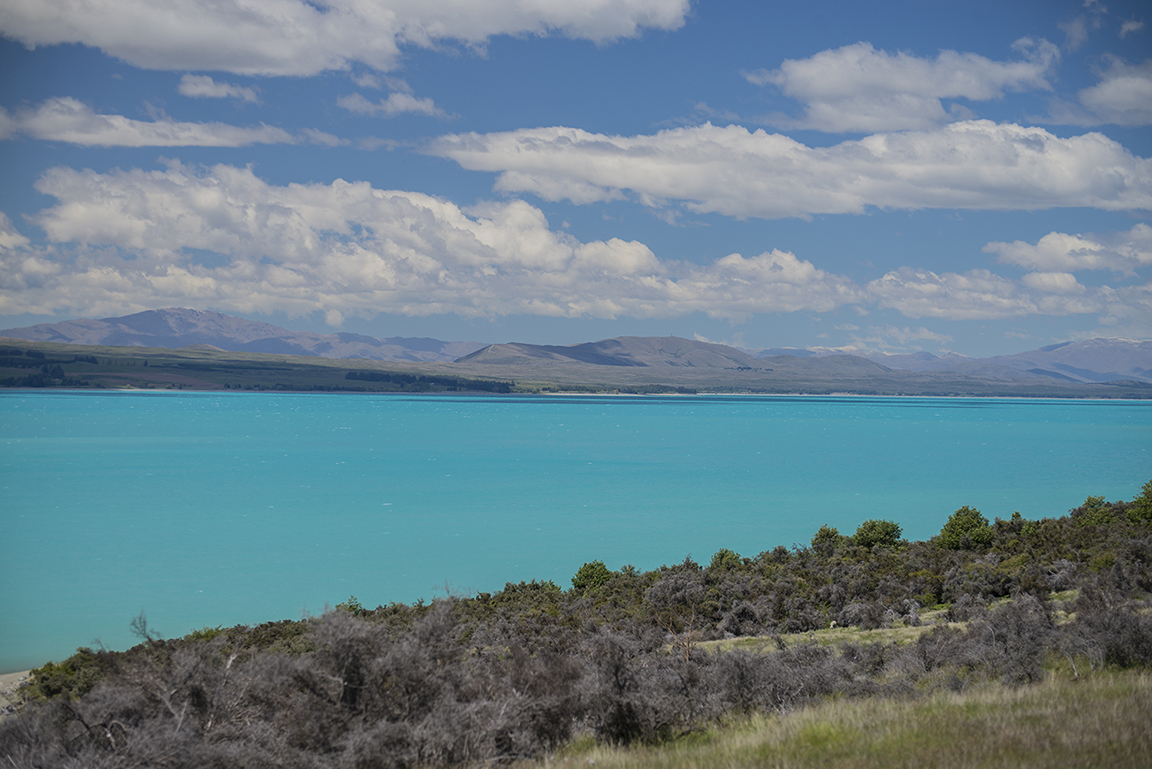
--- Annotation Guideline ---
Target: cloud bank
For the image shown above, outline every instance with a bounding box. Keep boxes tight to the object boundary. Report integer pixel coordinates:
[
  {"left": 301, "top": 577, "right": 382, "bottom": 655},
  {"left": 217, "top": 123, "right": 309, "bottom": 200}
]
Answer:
[
  {"left": 0, "top": 0, "right": 690, "bottom": 76},
  {"left": 744, "top": 40, "right": 1059, "bottom": 132},
  {"left": 1, "top": 162, "right": 860, "bottom": 320},
  {"left": 430, "top": 120, "right": 1152, "bottom": 219},
  {"left": 1, "top": 97, "right": 298, "bottom": 147},
  {"left": 0, "top": 163, "right": 1143, "bottom": 327}
]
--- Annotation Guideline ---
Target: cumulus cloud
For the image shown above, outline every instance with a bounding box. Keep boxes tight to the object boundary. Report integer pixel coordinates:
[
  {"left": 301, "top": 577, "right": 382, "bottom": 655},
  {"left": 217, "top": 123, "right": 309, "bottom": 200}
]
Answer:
[
  {"left": 429, "top": 120, "right": 1152, "bottom": 220},
  {"left": 1019, "top": 271, "right": 1085, "bottom": 294},
  {"left": 744, "top": 40, "right": 1058, "bottom": 132},
  {"left": 3, "top": 162, "right": 862, "bottom": 321},
  {"left": 3, "top": 97, "right": 297, "bottom": 146},
  {"left": 865, "top": 267, "right": 1102, "bottom": 320},
  {"left": 178, "top": 74, "right": 259, "bottom": 102},
  {"left": 984, "top": 223, "right": 1152, "bottom": 275},
  {"left": 5, "top": 163, "right": 1143, "bottom": 325},
  {"left": 0, "top": 0, "right": 689, "bottom": 76},
  {"left": 1075, "top": 58, "right": 1152, "bottom": 126},
  {"left": 672, "top": 250, "right": 863, "bottom": 320},
  {"left": 338, "top": 92, "right": 449, "bottom": 118}
]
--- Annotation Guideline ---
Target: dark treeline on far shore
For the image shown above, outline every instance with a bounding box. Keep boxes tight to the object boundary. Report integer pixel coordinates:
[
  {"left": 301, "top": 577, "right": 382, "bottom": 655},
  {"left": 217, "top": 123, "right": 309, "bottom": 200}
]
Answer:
[
  {"left": 344, "top": 370, "right": 513, "bottom": 393},
  {"left": 3, "top": 483, "right": 1152, "bottom": 767}
]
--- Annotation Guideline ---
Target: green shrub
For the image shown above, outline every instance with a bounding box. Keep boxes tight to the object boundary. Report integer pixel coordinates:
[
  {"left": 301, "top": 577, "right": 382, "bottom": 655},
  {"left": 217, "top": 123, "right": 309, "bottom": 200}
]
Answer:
[
  {"left": 571, "top": 560, "right": 613, "bottom": 594},
  {"left": 1073, "top": 495, "right": 1114, "bottom": 527},
  {"left": 1127, "top": 479, "right": 1152, "bottom": 525},
  {"left": 709, "top": 548, "right": 742, "bottom": 570},
  {"left": 183, "top": 625, "right": 227, "bottom": 642},
  {"left": 810, "top": 524, "right": 841, "bottom": 548},
  {"left": 853, "top": 519, "right": 902, "bottom": 549},
  {"left": 938, "top": 505, "right": 993, "bottom": 550},
  {"left": 335, "top": 595, "right": 368, "bottom": 616},
  {"left": 28, "top": 648, "right": 111, "bottom": 700}
]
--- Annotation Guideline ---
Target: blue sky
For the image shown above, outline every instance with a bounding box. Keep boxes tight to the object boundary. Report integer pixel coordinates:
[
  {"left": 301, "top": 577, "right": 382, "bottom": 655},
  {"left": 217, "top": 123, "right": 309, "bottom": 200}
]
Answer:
[{"left": 0, "top": 0, "right": 1149, "bottom": 356}]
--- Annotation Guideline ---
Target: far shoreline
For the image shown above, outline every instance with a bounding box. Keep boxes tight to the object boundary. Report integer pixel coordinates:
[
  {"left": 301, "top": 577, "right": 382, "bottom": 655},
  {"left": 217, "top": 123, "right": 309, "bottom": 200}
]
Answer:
[{"left": 7, "top": 387, "right": 1152, "bottom": 402}]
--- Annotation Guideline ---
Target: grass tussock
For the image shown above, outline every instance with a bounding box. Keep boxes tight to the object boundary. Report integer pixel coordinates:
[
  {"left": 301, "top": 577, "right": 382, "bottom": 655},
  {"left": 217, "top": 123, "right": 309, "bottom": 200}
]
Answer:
[{"left": 536, "top": 670, "right": 1152, "bottom": 769}]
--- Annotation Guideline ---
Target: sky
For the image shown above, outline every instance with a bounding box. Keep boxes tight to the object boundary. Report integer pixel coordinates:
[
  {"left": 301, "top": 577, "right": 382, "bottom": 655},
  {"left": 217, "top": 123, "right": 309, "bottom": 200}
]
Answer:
[{"left": 0, "top": 0, "right": 1150, "bottom": 357}]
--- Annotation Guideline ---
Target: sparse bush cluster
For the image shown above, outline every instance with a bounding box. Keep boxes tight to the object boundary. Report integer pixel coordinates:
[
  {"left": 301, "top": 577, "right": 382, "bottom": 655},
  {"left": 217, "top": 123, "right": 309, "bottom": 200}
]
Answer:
[{"left": 4, "top": 484, "right": 1152, "bottom": 767}]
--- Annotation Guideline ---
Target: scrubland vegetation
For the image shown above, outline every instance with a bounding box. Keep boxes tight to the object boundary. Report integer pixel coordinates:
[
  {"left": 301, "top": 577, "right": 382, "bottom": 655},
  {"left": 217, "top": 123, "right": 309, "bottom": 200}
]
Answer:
[{"left": 3, "top": 482, "right": 1151, "bottom": 767}]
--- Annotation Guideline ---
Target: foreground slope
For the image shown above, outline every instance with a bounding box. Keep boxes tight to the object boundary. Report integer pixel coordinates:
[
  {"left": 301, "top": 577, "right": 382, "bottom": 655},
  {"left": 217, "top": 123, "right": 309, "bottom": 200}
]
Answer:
[{"left": 5, "top": 485, "right": 1151, "bottom": 766}]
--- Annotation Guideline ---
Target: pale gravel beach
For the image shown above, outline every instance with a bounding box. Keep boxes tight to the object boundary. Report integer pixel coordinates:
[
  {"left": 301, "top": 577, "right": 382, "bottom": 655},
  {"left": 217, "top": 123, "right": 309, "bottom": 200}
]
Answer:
[{"left": 0, "top": 670, "right": 31, "bottom": 715}]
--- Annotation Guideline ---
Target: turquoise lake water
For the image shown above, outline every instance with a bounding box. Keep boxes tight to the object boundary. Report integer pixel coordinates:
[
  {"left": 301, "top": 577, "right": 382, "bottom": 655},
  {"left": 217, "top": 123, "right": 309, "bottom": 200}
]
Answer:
[{"left": 1, "top": 391, "right": 1150, "bottom": 672}]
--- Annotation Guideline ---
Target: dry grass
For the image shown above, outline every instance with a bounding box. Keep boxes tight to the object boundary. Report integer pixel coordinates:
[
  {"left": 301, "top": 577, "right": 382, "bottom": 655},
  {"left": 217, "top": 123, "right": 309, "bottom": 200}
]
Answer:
[
  {"left": 522, "top": 670, "right": 1152, "bottom": 769},
  {"left": 699, "top": 590, "right": 1086, "bottom": 657},
  {"left": 699, "top": 619, "right": 941, "bottom": 655}
]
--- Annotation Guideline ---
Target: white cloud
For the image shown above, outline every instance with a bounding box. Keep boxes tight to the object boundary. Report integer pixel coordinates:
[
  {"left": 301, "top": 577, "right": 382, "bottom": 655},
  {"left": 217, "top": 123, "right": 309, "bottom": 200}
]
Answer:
[
  {"left": 352, "top": 73, "right": 381, "bottom": 89},
  {"left": 0, "top": 0, "right": 689, "bottom": 77},
  {"left": 300, "top": 128, "right": 349, "bottom": 147},
  {"left": 5, "top": 162, "right": 860, "bottom": 321},
  {"left": 5, "top": 97, "right": 297, "bottom": 146},
  {"left": 429, "top": 120, "right": 1152, "bottom": 220},
  {"left": 6, "top": 163, "right": 1144, "bottom": 326},
  {"left": 674, "top": 250, "right": 863, "bottom": 320},
  {"left": 1075, "top": 58, "right": 1152, "bottom": 126},
  {"left": 1019, "top": 271, "right": 1085, "bottom": 293},
  {"left": 177, "top": 74, "right": 259, "bottom": 102},
  {"left": 876, "top": 325, "right": 953, "bottom": 345},
  {"left": 865, "top": 267, "right": 1103, "bottom": 320},
  {"left": 744, "top": 40, "right": 1058, "bottom": 132},
  {"left": 1120, "top": 20, "right": 1145, "bottom": 38},
  {"left": 840, "top": 325, "right": 954, "bottom": 354},
  {"left": 338, "top": 92, "right": 449, "bottom": 118},
  {"left": 984, "top": 223, "right": 1152, "bottom": 275},
  {"left": 0, "top": 213, "right": 30, "bottom": 250},
  {"left": 867, "top": 268, "right": 1034, "bottom": 320}
]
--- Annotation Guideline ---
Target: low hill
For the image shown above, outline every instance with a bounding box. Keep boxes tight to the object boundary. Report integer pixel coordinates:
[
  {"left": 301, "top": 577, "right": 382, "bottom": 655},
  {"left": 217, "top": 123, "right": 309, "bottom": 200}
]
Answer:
[
  {"left": 457, "top": 336, "right": 770, "bottom": 368},
  {"left": 0, "top": 308, "right": 484, "bottom": 363}
]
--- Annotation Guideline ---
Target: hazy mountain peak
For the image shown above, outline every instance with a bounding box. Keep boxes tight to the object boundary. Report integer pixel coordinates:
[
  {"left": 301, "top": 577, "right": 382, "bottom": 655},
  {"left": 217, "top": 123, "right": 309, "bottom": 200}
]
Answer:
[{"left": 0, "top": 308, "right": 484, "bottom": 363}]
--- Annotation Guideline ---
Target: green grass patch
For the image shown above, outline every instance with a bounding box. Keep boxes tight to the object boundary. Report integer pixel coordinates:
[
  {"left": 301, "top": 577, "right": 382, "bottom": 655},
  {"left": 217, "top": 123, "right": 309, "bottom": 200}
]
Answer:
[{"left": 525, "top": 670, "right": 1152, "bottom": 769}]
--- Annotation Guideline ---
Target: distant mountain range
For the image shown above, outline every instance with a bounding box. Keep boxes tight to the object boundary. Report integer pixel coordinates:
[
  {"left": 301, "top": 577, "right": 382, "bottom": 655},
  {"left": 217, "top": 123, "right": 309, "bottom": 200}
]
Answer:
[
  {"left": 0, "top": 308, "right": 484, "bottom": 363},
  {"left": 3, "top": 308, "right": 1151, "bottom": 385},
  {"left": 763, "top": 339, "right": 1152, "bottom": 384}
]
